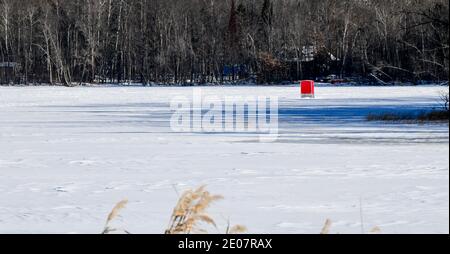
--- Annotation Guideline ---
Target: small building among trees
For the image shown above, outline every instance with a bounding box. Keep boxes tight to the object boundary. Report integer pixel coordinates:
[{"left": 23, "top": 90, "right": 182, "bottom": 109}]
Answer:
[{"left": 0, "top": 62, "right": 19, "bottom": 85}]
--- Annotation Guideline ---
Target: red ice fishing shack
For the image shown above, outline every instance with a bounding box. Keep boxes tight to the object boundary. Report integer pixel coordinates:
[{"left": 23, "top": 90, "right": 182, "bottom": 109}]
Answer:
[{"left": 301, "top": 80, "right": 315, "bottom": 98}]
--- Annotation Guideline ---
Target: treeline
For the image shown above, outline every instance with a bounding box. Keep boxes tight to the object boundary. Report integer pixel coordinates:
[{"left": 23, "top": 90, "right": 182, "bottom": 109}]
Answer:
[{"left": 0, "top": 0, "right": 448, "bottom": 85}]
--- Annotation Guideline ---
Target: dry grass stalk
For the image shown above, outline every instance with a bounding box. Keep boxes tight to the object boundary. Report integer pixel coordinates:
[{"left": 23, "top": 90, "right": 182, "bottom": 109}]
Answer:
[
  {"left": 369, "top": 226, "right": 382, "bottom": 234},
  {"left": 320, "top": 219, "right": 332, "bottom": 234},
  {"left": 165, "top": 185, "right": 224, "bottom": 234},
  {"left": 319, "top": 218, "right": 381, "bottom": 234},
  {"left": 102, "top": 199, "right": 129, "bottom": 234},
  {"left": 227, "top": 225, "right": 248, "bottom": 234}
]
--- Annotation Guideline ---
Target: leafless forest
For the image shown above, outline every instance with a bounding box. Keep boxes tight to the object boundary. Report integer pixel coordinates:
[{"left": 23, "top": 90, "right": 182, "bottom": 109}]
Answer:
[{"left": 0, "top": 0, "right": 448, "bottom": 85}]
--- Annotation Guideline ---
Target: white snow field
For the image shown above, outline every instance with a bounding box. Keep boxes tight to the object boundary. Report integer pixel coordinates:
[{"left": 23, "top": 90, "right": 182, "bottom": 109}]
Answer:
[{"left": 0, "top": 85, "right": 448, "bottom": 234}]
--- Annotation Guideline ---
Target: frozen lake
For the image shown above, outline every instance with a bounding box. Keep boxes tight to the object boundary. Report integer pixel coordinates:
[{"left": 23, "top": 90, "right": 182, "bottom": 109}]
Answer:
[{"left": 0, "top": 86, "right": 448, "bottom": 234}]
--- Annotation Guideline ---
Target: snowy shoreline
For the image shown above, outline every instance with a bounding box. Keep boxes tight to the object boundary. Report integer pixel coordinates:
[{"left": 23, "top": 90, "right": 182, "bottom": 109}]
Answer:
[{"left": 0, "top": 81, "right": 448, "bottom": 88}]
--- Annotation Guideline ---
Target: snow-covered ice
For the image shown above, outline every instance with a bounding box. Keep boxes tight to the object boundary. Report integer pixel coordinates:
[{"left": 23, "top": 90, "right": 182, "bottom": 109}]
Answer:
[{"left": 0, "top": 86, "right": 448, "bottom": 234}]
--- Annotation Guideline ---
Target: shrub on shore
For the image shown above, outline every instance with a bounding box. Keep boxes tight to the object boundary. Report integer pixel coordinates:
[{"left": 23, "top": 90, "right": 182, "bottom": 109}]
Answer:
[{"left": 367, "top": 110, "right": 449, "bottom": 123}]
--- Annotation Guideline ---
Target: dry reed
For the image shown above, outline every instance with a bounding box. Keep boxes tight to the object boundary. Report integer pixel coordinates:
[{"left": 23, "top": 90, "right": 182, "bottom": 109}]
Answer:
[
  {"left": 102, "top": 187, "right": 383, "bottom": 235},
  {"left": 369, "top": 226, "right": 382, "bottom": 234},
  {"left": 102, "top": 199, "right": 129, "bottom": 234},
  {"left": 227, "top": 224, "right": 248, "bottom": 234},
  {"left": 319, "top": 218, "right": 381, "bottom": 234},
  {"left": 320, "top": 219, "right": 333, "bottom": 234},
  {"left": 165, "top": 185, "right": 225, "bottom": 234}
]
